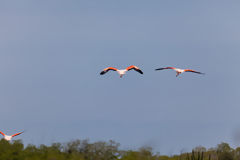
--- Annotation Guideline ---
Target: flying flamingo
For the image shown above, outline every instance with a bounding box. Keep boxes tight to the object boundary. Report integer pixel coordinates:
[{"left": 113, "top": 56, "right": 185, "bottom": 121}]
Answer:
[
  {"left": 100, "top": 65, "right": 143, "bottom": 78},
  {"left": 0, "top": 131, "right": 24, "bottom": 141},
  {"left": 155, "top": 67, "right": 204, "bottom": 77}
]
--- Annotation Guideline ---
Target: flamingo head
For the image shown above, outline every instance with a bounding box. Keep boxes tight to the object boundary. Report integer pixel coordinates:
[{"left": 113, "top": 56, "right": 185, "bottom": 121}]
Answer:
[{"left": 176, "top": 72, "right": 181, "bottom": 77}]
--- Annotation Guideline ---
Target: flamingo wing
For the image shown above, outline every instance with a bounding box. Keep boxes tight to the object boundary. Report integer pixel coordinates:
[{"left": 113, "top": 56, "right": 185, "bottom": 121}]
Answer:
[
  {"left": 0, "top": 131, "right": 5, "bottom": 136},
  {"left": 155, "top": 67, "right": 176, "bottom": 71},
  {"left": 126, "top": 65, "right": 143, "bottom": 74},
  {"left": 100, "top": 67, "right": 118, "bottom": 75},
  {"left": 12, "top": 131, "right": 24, "bottom": 137},
  {"left": 184, "top": 69, "right": 204, "bottom": 74}
]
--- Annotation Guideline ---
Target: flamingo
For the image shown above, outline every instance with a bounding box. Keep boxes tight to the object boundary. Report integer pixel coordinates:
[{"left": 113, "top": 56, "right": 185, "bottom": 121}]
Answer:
[
  {"left": 100, "top": 65, "right": 143, "bottom": 78},
  {"left": 155, "top": 67, "right": 204, "bottom": 77},
  {"left": 0, "top": 131, "right": 24, "bottom": 141}
]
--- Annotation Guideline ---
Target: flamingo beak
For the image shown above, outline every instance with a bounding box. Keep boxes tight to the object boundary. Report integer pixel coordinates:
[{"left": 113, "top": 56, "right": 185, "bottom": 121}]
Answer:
[{"left": 120, "top": 75, "right": 123, "bottom": 78}]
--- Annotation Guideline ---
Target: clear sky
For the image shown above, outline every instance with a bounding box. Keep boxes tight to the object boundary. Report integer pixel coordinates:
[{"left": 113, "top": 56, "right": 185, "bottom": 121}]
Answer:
[{"left": 1, "top": 0, "right": 240, "bottom": 154}]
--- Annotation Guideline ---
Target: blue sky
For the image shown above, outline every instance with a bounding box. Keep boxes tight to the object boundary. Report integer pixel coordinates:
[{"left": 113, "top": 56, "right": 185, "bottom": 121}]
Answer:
[{"left": 1, "top": 0, "right": 240, "bottom": 154}]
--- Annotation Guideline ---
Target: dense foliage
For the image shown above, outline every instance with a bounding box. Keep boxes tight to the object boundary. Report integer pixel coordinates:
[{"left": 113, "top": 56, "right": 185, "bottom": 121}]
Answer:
[{"left": 0, "top": 139, "right": 240, "bottom": 160}]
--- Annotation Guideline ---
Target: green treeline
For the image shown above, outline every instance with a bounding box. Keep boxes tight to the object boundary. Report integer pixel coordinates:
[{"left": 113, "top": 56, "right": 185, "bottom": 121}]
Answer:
[{"left": 0, "top": 139, "right": 239, "bottom": 160}]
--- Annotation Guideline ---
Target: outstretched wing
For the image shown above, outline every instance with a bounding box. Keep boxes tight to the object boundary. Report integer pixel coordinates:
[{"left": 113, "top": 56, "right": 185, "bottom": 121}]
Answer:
[
  {"left": 126, "top": 65, "right": 143, "bottom": 74},
  {"left": 12, "top": 131, "right": 24, "bottom": 137},
  {"left": 0, "top": 131, "right": 5, "bottom": 136},
  {"left": 184, "top": 69, "right": 204, "bottom": 74},
  {"left": 155, "top": 67, "right": 176, "bottom": 71},
  {"left": 100, "top": 67, "right": 118, "bottom": 75}
]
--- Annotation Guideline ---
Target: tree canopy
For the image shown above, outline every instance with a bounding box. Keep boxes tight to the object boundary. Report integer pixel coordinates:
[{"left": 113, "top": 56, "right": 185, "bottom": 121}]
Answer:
[{"left": 0, "top": 139, "right": 238, "bottom": 160}]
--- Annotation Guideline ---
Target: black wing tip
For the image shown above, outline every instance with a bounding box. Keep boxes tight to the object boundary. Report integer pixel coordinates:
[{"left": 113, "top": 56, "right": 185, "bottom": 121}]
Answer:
[
  {"left": 132, "top": 68, "right": 143, "bottom": 74},
  {"left": 155, "top": 68, "right": 163, "bottom": 71},
  {"left": 17, "top": 131, "right": 24, "bottom": 135},
  {"left": 194, "top": 71, "right": 205, "bottom": 75},
  {"left": 100, "top": 71, "right": 105, "bottom": 75},
  {"left": 133, "top": 70, "right": 143, "bottom": 74},
  {"left": 136, "top": 69, "right": 143, "bottom": 74}
]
